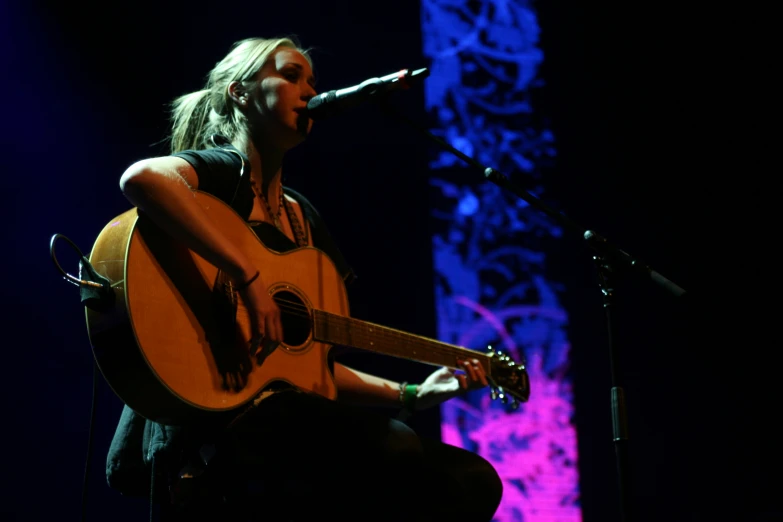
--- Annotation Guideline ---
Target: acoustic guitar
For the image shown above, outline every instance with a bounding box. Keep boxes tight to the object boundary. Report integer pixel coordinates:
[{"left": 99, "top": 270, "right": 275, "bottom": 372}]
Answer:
[{"left": 85, "top": 191, "right": 530, "bottom": 425}]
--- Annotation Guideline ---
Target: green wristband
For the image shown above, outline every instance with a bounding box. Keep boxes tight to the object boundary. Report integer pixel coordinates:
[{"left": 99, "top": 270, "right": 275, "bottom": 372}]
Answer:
[{"left": 403, "top": 384, "right": 418, "bottom": 410}]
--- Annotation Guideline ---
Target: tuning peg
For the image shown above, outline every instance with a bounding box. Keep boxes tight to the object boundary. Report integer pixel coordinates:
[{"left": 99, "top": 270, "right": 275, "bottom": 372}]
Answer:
[
  {"left": 487, "top": 345, "right": 495, "bottom": 353},
  {"left": 510, "top": 398, "right": 520, "bottom": 411},
  {"left": 490, "top": 387, "right": 498, "bottom": 401},
  {"left": 497, "top": 386, "right": 506, "bottom": 403}
]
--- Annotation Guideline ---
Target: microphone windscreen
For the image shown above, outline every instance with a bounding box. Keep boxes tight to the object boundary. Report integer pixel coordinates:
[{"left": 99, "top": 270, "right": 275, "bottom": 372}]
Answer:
[{"left": 306, "top": 91, "right": 336, "bottom": 118}]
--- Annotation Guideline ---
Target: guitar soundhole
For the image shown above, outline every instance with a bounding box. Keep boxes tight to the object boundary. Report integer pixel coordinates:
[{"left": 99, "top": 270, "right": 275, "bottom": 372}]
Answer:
[{"left": 274, "top": 290, "right": 311, "bottom": 349}]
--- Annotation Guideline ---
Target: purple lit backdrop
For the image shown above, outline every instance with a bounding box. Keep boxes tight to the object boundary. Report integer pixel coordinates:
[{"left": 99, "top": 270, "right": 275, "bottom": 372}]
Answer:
[{"left": 422, "top": 1, "right": 581, "bottom": 519}]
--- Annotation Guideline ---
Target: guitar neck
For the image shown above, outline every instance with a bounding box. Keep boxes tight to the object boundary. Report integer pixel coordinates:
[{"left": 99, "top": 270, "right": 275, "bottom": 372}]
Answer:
[{"left": 312, "top": 310, "right": 491, "bottom": 376}]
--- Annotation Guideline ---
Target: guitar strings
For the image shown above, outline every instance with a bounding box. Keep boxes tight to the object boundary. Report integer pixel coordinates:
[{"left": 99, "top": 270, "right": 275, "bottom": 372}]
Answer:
[
  {"left": 266, "top": 297, "right": 498, "bottom": 367},
  {"left": 317, "top": 314, "right": 491, "bottom": 368},
  {"left": 234, "top": 294, "right": 524, "bottom": 397},
  {"left": 261, "top": 296, "right": 489, "bottom": 363}
]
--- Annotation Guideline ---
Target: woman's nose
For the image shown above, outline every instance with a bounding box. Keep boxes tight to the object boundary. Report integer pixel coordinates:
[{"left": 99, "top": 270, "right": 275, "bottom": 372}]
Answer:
[{"left": 302, "top": 84, "right": 317, "bottom": 100}]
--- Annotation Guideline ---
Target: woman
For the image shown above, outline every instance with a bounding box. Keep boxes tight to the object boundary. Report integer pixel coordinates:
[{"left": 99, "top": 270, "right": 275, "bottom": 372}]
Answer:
[{"left": 112, "top": 36, "right": 502, "bottom": 522}]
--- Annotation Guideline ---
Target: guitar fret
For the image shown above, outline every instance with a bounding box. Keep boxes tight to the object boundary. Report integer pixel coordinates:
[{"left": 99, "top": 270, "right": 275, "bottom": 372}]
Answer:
[{"left": 312, "top": 310, "right": 490, "bottom": 373}]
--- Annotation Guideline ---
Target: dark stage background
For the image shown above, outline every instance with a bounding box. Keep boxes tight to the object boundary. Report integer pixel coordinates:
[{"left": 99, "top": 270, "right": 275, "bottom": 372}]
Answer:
[{"left": 1, "top": 1, "right": 774, "bottom": 521}]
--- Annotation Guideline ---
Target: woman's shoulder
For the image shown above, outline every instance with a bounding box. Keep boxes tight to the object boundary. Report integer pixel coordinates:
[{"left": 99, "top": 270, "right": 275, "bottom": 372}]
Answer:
[
  {"left": 173, "top": 139, "right": 247, "bottom": 173},
  {"left": 283, "top": 187, "right": 319, "bottom": 215}
]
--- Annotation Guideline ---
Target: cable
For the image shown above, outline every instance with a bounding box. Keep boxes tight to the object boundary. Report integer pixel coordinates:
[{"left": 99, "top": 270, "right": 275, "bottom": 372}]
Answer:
[
  {"left": 82, "top": 359, "right": 98, "bottom": 522},
  {"left": 49, "top": 234, "right": 104, "bottom": 288},
  {"left": 49, "top": 233, "right": 114, "bottom": 312},
  {"left": 49, "top": 233, "right": 110, "bottom": 522}
]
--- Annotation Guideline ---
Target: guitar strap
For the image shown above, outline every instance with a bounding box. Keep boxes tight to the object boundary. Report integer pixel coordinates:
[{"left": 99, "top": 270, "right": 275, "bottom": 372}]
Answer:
[{"left": 285, "top": 187, "right": 358, "bottom": 285}]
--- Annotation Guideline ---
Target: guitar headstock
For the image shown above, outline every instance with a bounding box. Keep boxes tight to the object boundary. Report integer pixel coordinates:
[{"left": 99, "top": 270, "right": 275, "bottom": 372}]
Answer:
[{"left": 486, "top": 345, "right": 530, "bottom": 410}]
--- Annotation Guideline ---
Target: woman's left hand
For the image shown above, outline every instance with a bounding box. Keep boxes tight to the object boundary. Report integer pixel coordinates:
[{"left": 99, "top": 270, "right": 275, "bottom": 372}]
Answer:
[{"left": 414, "top": 359, "right": 489, "bottom": 411}]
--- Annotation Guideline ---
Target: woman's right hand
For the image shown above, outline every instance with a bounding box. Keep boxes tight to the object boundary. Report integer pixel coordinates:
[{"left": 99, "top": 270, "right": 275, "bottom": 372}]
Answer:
[
  {"left": 120, "top": 159, "right": 285, "bottom": 358},
  {"left": 238, "top": 273, "right": 283, "bottom": 358}
]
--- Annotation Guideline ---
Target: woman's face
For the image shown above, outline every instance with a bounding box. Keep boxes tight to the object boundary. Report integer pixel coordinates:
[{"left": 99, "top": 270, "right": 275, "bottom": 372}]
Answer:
[{"left": 246, "top": 47, "right": 317, "bottom": 151}]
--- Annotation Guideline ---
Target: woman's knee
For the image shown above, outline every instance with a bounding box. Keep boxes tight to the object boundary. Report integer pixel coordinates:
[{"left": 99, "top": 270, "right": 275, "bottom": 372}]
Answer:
[
  {"left": 464, "top": 453, "right": 504, "bottom": 518},
  {"left": 483, "top": 457, "right": 504, "bottom": 503},
  {"left": 381, "top": 419, "right": 424, "bottom": 458}
]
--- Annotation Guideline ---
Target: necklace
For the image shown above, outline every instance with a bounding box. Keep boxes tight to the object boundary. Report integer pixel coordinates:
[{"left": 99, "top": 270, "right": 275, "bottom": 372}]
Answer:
[
  {"left": 251, "top": 179, "right": 284, "bottom": 231},
  {"left": 250, "top": 178, "right": 308, "bottom": 248}
]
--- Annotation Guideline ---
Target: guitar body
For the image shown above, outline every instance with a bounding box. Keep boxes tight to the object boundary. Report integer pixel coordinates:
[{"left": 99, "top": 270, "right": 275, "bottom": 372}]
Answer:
[{"left": 86, "top": 191, "right": 349, "bottom": 426}]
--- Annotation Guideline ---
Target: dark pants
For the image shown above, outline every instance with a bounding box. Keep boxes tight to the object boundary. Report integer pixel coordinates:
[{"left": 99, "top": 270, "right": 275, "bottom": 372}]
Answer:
[{"left": 214, "top": 390, "right": 503, "bottom": 522}]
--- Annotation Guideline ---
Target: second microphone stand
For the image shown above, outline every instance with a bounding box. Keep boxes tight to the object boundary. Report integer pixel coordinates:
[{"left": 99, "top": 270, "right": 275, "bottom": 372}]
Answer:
[{"left": 376, "top": 95, "right": 686, "bottom": 522}]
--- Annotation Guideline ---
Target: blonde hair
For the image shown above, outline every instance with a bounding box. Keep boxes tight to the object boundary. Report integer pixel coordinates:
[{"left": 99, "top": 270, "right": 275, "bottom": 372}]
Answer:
[{"left": 168, "top": 36, "right": 312, "bottom": 153}]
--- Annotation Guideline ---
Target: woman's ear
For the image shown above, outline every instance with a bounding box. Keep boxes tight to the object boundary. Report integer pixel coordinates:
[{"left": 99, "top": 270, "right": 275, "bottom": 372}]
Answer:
[{"left": 227, "top": 81, "right": 248, "bottom": 107}]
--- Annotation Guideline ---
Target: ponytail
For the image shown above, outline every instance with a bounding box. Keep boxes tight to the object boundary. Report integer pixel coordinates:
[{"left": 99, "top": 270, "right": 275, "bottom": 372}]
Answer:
[{"left": 169, "top": 89, "right": 211, "bottom": 154}]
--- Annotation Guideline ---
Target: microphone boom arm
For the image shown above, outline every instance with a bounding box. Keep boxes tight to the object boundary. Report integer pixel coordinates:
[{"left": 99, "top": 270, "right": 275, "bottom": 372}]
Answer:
[{"left": 378, "top": 101, "right": 685, "bottom": 297}]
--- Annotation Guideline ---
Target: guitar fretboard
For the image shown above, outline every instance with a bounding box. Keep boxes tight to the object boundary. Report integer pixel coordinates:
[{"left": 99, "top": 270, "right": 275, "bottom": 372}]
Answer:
[{"left": 312, "top": 310, "right": 491, "bottom": 375}]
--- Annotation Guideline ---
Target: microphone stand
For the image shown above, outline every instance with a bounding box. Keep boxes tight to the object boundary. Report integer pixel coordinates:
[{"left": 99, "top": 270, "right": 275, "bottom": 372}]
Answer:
[{"left": 375, "top": 97, "right": 686, "bottom": 522}]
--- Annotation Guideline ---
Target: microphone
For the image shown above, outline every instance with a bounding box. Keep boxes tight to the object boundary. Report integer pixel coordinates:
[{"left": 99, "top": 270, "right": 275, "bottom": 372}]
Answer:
[{"left": 306, "top": 67, "right": 429, "bottom": 120}]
